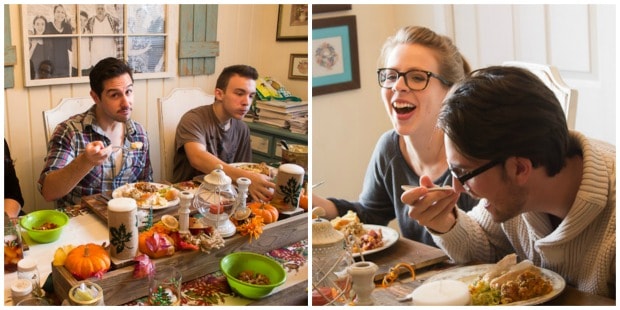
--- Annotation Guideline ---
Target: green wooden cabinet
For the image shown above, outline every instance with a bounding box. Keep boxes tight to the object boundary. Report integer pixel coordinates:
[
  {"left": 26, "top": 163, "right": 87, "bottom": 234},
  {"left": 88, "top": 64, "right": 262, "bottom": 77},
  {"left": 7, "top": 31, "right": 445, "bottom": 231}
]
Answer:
[{"left": 245, "top": 122, "right": 307, "bottom": 165}]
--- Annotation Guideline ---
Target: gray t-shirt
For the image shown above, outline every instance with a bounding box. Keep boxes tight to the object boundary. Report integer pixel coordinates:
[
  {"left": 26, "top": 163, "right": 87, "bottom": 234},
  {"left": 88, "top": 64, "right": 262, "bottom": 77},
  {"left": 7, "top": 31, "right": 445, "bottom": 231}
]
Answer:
[
  {"left": 173, "top": 104, "right": 252, "bottom": 183},
  {"left": 329, "top": 130, "right": 478, "bottom": 247}
]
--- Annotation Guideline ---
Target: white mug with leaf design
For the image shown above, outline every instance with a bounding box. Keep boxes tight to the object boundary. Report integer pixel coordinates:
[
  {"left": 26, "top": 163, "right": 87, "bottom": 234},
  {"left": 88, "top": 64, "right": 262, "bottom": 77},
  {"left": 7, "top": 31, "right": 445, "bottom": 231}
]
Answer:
[
  {"left": 272, "top": 163, "right": 305, "bottom": 212},
  {"left": 107, "top": 197, "right": 138, "bottom": 261}
]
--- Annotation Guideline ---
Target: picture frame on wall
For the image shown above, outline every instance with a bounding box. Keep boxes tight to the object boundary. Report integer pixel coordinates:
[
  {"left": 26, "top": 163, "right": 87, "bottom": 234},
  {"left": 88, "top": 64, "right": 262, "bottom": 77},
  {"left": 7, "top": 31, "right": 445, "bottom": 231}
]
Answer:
[
  {"left": 276, "top": 4, "right": 308, "bottom": 41},
  {"left": 312, "top": 15, "right": 360, "bottom": 96},
  {"left": 21, "top": 4, "right": 174, "bottom": 87},
  {"left": 312, "top": 5, "right": 352, "bottom": 14},
  {"left": 288, "top": 54, "right": 308, "bottom": 80}
]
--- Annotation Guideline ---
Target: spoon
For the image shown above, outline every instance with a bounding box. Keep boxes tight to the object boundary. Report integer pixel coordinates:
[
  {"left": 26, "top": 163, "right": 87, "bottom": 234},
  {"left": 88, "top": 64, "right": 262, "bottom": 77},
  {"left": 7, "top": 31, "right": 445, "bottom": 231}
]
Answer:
[
  {"left": 401, "top": 185, "right": 454, "bottom": 192},
  {"left": 280, "top": 139, "right": 289, "bottom": 151}
]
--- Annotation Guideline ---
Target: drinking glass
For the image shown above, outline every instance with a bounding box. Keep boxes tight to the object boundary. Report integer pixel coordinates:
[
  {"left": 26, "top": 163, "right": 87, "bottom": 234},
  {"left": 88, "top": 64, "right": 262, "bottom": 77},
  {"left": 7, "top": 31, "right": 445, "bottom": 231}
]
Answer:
[
  {"left": 4, "top": 217, "right": 24, "bottom": 273},
  {"left": 148, "top": 265, "right": 182, "bottom": 306}
]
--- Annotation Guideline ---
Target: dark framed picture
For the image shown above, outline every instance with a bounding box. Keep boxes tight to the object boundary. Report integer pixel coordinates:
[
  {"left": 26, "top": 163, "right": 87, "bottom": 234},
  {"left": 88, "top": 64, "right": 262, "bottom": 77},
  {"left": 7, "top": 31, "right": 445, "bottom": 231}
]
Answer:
[
  {"left": 276, "top": 4, "right": 308, "bottom": 41},
  {"left": 312, "top": 15, "right": 360, "bottom": 96},
  {"left": 312, "top": 5, "right": 352, "bottom": 14},
  {"left": 288, "top": 54, "right": 308, "bottom": 80},
  {"left": 21, "top": 4, "right": 173, "bottom": 87}
]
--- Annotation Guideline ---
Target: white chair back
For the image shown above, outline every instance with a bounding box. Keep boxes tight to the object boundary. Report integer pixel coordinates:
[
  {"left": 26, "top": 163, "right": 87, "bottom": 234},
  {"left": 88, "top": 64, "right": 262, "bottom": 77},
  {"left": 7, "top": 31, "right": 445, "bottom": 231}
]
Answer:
[
  {"left": 43, "top": 97, "right": 95, "bottom": 145},
  {"left": 158, "top": 88, "right": 215, "bottom": 182},
  {"left": 502, "top": 61, "right": 578, "bottom": 129}
]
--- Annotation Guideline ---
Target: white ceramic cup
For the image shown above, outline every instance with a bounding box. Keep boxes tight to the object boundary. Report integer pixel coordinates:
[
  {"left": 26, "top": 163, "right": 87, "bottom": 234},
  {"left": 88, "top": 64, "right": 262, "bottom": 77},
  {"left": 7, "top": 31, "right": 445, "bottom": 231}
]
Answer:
[
  {"left": 107, "top": 198, "right": 139, "bottom": 260},
  {"left": 272, "top": 163, "right": 305, "bottom": 212}
]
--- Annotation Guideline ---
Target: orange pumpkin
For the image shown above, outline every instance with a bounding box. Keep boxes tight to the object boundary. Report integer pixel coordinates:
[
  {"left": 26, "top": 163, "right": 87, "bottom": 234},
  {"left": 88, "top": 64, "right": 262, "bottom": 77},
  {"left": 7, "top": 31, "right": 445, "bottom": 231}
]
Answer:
[
  {"left": 64, "top": 243, "right": 111, "bottom": 280},
  {"left": 299, "top": 194, "right": 308, "bottom": 211},
  {"left": 138, "top": 230, "right": 175, "bottom": 258},
  {"left": 248, "top": 201, "right": 279, "bottom": 224}
]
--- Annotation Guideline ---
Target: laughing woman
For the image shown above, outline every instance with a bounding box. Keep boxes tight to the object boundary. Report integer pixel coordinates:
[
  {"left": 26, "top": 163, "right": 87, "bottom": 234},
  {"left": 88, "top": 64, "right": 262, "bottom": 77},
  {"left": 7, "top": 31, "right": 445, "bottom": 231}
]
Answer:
[{"left": 312, "top": 26, "right": 478, "bottom": 247}]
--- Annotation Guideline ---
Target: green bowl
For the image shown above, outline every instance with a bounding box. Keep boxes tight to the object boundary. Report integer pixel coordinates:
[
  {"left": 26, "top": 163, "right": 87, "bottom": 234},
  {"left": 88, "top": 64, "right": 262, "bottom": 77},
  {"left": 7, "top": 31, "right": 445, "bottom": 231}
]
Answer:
[
  {"left": 220, "top": 252, "right": 287, "bottom": 299},
  {"left": 19, "top": 210, "right": 69, "bottom": 243}
]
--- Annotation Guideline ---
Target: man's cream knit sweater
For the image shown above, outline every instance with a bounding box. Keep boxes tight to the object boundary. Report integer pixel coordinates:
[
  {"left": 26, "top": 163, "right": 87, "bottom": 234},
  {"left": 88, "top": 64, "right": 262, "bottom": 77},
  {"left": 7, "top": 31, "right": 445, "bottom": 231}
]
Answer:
[{"left": 432, "top": 132, "right": 615, "bottom": 298}]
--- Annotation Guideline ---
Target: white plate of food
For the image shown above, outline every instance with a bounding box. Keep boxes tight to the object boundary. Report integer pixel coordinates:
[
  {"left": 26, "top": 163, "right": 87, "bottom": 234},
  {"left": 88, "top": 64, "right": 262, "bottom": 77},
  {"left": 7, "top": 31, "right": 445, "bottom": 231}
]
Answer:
[
  {"left": 425, "top": 264, "right": 565, "bottom": 305},
  {"left": 173, "top": 180, "right": 200, "bottom": 194},
  {"left": 230, "top": 162, "right": 277, "bottom": 178},
  {"left": 352, "top": 224, "right": 399, "bottom": 258},
  {"left": 112, "top": 182, "right": 180, "bottom": 210}
]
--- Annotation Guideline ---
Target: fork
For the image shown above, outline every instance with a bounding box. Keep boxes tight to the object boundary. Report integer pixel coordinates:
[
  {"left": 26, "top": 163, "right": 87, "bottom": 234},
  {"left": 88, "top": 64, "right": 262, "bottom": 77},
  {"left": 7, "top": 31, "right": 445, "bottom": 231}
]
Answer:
[{"left": 110, "top": 145, "right": 129, "bottom": 152}]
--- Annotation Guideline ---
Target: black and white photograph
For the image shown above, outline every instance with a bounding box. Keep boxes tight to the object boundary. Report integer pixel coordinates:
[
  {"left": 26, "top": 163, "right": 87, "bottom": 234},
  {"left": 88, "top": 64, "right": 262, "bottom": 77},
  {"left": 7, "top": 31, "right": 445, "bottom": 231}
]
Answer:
[{"left": 21, "top": 4, "right": 170, "bottom": 87}]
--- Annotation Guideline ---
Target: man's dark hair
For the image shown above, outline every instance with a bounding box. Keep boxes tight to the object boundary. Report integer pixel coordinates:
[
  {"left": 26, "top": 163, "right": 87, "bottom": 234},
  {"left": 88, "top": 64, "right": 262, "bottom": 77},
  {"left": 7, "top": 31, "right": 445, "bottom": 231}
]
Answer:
[
  {"left": 215, "top": 65, "right": 259, "bottom": 91},
  {"left": 89, "top": 57, "right": 134, "bottom": 98},
  {"left": 437, "top": 66, "right": 577, "bottom": 177}
]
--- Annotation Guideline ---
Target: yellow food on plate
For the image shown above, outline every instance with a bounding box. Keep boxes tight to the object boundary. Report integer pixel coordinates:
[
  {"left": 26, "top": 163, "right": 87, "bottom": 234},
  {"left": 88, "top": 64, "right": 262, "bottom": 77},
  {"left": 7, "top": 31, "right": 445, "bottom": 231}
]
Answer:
[
  {"left": 330, "top": 210, "right": 360, "bottom": 230},
  {"left": 469, "top": 255, "right": 553, "bottom": 305},
  {"left": 235, "top": 162, "right": 272, "bottom": 176}
]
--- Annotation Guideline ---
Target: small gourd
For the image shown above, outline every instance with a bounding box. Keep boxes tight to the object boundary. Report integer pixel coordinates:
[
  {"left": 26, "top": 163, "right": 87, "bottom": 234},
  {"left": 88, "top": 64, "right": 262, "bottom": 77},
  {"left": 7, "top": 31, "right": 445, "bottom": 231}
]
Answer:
[
  {"left": 248, "top": 202, "right": 279, "bottom": 224},
  {"left": 64, "top": 243, "right": 111, "bottom": 280}
]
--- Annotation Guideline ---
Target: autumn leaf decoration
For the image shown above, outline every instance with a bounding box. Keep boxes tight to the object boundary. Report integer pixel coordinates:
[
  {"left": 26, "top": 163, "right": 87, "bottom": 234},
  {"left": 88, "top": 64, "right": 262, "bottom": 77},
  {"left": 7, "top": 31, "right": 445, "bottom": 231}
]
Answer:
[
  {"left": 279, "top": 177, "right": 302, "bottom": 207},
  {"left": 237, "top": 215, "right": 265, "bottom": 243},
  {"left": 110, "top": 223, "right": 133, "bottom": 253}
]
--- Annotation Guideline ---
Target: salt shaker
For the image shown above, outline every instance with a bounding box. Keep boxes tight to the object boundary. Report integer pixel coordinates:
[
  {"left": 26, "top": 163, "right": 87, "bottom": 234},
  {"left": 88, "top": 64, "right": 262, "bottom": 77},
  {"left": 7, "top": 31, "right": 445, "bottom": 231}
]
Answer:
[
  {"left": 17, "top": 257, "right": 42, "bottom": 297},
  {"left": 178, "top": 191, "right": 194, "bottom": 234},
  {"left": 11, "top": 278, "right": 33, "bottom": 305}
]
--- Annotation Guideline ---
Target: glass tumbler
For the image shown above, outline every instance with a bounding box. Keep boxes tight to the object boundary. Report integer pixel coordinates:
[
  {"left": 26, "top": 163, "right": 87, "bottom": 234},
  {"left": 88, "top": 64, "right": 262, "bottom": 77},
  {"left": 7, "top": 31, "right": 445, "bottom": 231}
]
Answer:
[
  {"left": 148, "top": 265, "right": 182, "bottom": 306},
  {"left": 4, "top": 215, "right": 24, "bottom": 273}
]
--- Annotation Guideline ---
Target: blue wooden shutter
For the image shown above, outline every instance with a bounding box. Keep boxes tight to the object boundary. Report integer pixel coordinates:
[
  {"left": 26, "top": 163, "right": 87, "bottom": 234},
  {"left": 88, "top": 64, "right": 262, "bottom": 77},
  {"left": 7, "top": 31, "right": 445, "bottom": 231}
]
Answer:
[
  {"left": 4, "top": 4, "right": 16, "bottom": 88},
  {"left": 178, "top": 4, "right": 219, "bottom": 76}
]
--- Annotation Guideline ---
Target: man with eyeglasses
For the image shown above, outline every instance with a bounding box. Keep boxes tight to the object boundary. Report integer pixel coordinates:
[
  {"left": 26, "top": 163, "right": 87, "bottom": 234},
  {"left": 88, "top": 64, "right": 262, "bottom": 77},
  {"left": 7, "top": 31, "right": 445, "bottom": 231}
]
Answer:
[{"left": 403, "top": 66, "right": 615, "bottom": 298}]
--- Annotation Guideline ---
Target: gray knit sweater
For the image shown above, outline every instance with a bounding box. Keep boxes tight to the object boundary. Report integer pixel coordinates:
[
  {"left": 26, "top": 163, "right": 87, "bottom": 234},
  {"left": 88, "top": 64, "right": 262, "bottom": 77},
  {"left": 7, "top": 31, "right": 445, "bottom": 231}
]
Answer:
[{"left": 431, "top": 131, "right": 616, "bottom": 298}]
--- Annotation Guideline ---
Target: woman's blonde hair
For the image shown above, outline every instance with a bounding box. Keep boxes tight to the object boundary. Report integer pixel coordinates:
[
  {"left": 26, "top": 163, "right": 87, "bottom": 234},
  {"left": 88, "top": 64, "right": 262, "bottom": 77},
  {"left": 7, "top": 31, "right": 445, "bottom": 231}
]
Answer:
[{"left": 379, "top": 26, "right": 471, "bottom": 85}]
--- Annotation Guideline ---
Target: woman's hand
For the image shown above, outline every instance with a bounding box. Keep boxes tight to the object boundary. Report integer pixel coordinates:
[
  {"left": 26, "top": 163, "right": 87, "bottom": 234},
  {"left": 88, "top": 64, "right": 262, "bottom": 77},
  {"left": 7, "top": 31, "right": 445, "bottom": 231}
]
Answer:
[{"left": 401, "top": 175, "right": 459, "bottom": 233}]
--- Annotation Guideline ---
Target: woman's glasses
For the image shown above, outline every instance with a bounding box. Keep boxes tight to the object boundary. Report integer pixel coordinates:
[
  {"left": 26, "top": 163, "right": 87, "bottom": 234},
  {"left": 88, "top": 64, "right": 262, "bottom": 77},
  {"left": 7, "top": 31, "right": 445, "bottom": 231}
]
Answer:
[{"left": 377, "top": 68, "right": 451, "bottom": 91}]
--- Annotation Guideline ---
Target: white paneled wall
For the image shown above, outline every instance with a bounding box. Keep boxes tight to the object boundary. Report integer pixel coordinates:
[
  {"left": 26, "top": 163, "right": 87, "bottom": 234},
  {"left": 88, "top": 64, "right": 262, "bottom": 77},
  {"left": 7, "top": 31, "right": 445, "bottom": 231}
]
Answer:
[
  {"left": 4, "top": 4, "right": 307, "bottom": 212},
  {"left": 454, "top": 4, "right": 615, "bottom": 144}
]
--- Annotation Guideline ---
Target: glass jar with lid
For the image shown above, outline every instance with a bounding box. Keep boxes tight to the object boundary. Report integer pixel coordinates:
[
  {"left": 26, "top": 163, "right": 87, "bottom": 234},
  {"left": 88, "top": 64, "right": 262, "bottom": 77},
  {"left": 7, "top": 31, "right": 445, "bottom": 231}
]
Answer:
[{"left": 17, "top": 257, "right": 41, "bottom": 297}]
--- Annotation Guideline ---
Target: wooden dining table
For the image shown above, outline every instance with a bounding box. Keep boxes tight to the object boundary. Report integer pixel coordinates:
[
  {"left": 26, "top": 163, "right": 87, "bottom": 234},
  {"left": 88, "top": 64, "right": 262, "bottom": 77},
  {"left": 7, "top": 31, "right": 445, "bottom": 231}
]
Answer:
[
  {"left": 357, "top": 236, "right": 616, "bottom": 306},
  {"left": 4, "top": 195, "right": 309, "bottom": 306}
]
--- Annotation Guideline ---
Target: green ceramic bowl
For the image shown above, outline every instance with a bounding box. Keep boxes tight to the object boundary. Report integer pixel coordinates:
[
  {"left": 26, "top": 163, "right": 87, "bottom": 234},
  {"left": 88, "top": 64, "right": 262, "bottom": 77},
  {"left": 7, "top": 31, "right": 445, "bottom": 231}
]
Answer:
[
  {"left": 220, "top": 252, "right": 287, "bottom": 299},
  {"left": 20, "top": 210, "right": 69, "bottom": 243}
]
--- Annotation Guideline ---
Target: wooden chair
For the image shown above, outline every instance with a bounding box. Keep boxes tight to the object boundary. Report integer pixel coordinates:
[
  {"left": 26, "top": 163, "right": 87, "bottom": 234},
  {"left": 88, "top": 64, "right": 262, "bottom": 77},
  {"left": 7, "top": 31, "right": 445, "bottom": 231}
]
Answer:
[
  {"left": 158, "top": 88, "right": 215, "bottom": 182},
  {"left": 502, "top": 61, "right": 578, "bottom": 129},
  {"left": 42, "top": 97, "right": 94, "bottom": 146}
]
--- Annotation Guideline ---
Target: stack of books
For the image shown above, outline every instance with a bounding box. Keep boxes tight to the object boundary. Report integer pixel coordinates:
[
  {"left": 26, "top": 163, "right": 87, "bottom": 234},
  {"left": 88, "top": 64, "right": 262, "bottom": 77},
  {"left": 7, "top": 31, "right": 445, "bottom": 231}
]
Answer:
[{"left": 255, "top": 100, "right": 308, "bottom": 132}]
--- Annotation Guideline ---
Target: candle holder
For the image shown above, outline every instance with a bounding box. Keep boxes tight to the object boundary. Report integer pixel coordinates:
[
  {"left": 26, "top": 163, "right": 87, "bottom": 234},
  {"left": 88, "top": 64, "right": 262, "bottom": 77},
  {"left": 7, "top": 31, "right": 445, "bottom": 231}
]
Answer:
[
  {"left": 348, "top": 261, "right": 378, "bottom": 305},
  {"left": 311, "top": 208, "right": 354, "bottom": 306},
  {"left": 193, "top": 166, "right": 238, "bottom": 238}
]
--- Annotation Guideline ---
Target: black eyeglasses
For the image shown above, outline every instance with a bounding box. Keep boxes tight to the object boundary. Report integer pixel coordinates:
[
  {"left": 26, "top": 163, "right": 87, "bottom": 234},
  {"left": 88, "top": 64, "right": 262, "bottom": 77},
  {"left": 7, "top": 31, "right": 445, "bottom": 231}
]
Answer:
[
  {"left": 449, "top": 159, "right": 503, "bottom": 192},
  {"left": 377, "top": 68, "right": 452, "bottom": 91}
]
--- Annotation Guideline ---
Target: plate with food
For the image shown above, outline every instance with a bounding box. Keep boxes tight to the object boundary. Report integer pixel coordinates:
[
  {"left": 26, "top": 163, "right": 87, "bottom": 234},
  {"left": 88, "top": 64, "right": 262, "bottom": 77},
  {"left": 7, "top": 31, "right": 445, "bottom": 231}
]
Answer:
[
  {"left": 351, "top": 224, "right": 399, "bottom": 258},
  {"left": 230, "top": 162, "right": 277, "bottom": 178},
  {"left": 425, "top": 254, "right": 565, "bottom": 306},
  {"left": 174, "top": 180, "right": 200, "bottom": 194},
  {"left": 330, "top": 210, "right": 399, "bottom": 258},
  {"left": 112, "top": 182, "right": 180, "bottom": 210}
]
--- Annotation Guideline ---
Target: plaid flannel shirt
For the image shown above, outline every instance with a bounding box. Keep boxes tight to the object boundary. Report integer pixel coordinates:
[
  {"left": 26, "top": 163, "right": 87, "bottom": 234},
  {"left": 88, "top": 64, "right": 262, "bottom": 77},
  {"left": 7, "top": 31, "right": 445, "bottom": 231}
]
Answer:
[{"left": 39, "top": 106, "right": 152, "bottom": 208}]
